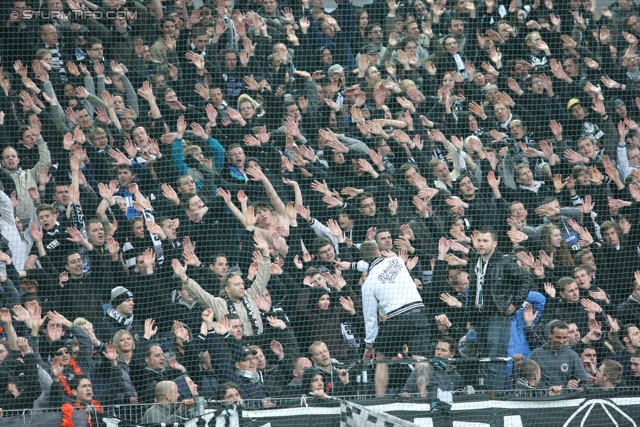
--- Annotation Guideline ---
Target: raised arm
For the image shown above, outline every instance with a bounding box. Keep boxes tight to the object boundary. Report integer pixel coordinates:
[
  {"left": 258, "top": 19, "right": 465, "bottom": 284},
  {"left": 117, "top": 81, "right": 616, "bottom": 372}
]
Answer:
[
  {"left": 246, "top": 233, "right": 272, "bottom": 297},
  {"left": 173, "top": 259, "right": 226, "bottom": 314},
  {"left": 27, "top": 132, "right": 51, "bottom": 181},
  {"left": 0, "top": 307, "right": 19, "bottom": 351},
  {"left": 112, "top": 62, "right": 140, "bottom": 116},
  {"left": 246, "top": 166, "right": 287, "bottom": 217},
  {"left": 216, "top": 188, "right": 248, "bottom": 227},
  {"left": 0, "top": 190, "right": 21, "bottom": 246},
  {"left": 282, "top": 178, "right": 303, "bottom": 206},
  {"left": 137, "top": 81, "right": 161, "bottom": 119}
]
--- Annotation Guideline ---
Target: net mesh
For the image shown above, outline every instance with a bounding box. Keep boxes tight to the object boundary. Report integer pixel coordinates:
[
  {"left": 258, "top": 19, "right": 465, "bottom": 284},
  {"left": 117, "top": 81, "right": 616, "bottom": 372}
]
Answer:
[{"left": 0, "top": 0, "right": 638, "bottom": 425}]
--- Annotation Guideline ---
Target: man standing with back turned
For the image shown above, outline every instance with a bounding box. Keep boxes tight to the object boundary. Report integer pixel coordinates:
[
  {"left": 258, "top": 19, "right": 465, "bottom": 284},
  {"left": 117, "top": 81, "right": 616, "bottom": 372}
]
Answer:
[{"left": 360, "top": 241, "right": 430, "bottom": 397}]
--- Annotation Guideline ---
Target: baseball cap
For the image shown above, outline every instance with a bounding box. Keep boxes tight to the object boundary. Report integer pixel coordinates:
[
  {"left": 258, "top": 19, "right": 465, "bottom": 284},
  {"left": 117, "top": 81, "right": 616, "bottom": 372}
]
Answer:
[
  {"left": 362, "top": 43, "right": 379, "bottom": 54},
  {"left": 567, "top": 98, "right": 581, "bottom": 110},
  {"left": 328, "top": 64, "right": 344, "bottom": 78},
  {"left": 234, "top": 346, "right": 258, "bottom": 363}
]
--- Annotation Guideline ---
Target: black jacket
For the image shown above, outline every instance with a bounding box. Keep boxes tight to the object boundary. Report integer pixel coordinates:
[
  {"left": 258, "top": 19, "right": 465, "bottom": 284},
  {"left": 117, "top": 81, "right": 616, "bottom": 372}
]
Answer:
[
  {"left": 466, "top": 251, "right": 532, "bottom": 321},
  {"left": 0, "top": 353, "right": 41, "bottom": 411},
  {"left": 616, "top": 295, "right": 640, "bottom": 326},
  {"left": 96, "top": 307, "right": 145, "bottom": 344}
]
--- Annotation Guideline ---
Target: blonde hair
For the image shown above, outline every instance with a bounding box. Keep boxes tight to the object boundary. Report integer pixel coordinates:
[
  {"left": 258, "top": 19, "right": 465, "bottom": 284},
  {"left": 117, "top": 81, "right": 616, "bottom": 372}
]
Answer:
[
  {"left": 113, "top": 329, "right": 135, "bottom": 352},
  {"left": 464, "top": 135, "right": 482, "bottom": 151},
  {"left": 309, "top": 341, "right": 327, "bottom": 356},
  {"left": 184, "top": 145, "right": 202, "bottom": 156},
  {"left": 400, "top": 79, "right": 416, "bottom": 92},
  {"left": 525, "top": 31, "right": 540, "bottom": 43},
  {"left": 237, "top": 94, "right": 265, "bottom": 118},
  {"left": 73, "top": 318, "right": 93, "bottom": 330},
  {"left": 35, "top": 49, "right": 51, "bottom": 60}
]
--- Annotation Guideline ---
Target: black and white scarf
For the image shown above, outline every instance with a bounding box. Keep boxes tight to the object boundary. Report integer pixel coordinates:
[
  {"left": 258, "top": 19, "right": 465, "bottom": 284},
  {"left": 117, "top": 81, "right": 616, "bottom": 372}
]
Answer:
[
  {"left": 106, "top": 306, "right": 134, "bottom": 329},
  {"left": 236, "top": 369, "right": 260, "bottom": 383},
  {"left": 4, "top": 166, "right": 23, "bottom": 177},
  {"left": 190, "top": 43, "right": 207, "bottom": 58},
  {"left": 475, "top": 258, "right": 488, "bottom": 309},
  {"left": 225, "top": 295, "right": 261, "bottom": 335}
]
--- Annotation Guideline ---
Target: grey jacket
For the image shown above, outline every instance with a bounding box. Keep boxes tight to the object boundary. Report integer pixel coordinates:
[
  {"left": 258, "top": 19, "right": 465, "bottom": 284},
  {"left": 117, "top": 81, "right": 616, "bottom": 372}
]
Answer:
[
  {"left": 141, "top": 403, "right": 193, "bottom": 425},
  {"left": 523, "top": 208, "right": 584, "bottom": 241},
  {"left": 529, "top": 343, "right": 591, "bottom": 390},
  {"left": 401, "top": 364, "right": 464, "bottom": 399}
]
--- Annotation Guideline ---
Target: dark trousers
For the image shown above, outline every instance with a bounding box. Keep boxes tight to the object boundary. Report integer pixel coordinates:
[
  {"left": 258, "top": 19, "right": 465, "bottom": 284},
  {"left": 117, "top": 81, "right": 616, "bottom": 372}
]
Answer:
[{"left": 478, "top": 315, "right": 512, "bottom": 391}]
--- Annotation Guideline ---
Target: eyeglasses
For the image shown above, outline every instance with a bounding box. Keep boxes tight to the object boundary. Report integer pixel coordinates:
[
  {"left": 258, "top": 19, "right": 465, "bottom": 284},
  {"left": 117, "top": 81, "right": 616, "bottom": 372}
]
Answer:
[{"left": 55, "top": 350, "right": 70, "bottom": 356}]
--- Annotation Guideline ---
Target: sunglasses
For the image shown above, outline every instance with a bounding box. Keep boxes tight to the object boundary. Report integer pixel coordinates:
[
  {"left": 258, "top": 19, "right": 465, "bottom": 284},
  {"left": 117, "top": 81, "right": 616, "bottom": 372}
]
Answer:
[{"left": 55, "top": 350, "right": 70, "bottom": 356}]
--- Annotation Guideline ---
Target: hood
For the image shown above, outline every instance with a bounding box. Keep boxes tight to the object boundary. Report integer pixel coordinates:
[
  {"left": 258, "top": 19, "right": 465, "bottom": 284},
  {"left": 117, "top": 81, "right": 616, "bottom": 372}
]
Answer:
[
  {"left": 171, "top": 289, "right": 198, "bottom": 309},
  {"left": 542, "top": 342, "right": 572, "bottom": 355},
  {"left": 307, "top": 288, "right": 331, "bottom": 311},
  {"left": 301, "top": 368, "right": 324, "bottom": 393},
  {"left": 173, "top": 374, "right": 193, "bottom": 401}
]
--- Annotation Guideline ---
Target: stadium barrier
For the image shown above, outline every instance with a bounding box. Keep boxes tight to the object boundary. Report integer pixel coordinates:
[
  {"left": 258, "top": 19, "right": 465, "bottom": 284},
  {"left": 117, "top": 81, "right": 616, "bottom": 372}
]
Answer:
[{"left": 1, "top": 390, "right": 639, "bottom": 427}]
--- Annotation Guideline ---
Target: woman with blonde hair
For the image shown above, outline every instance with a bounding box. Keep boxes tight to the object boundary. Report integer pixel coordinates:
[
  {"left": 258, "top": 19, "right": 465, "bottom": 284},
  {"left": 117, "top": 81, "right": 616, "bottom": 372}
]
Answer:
[{"left": 108, "top": 329, "right": 139, "bottom": 404}]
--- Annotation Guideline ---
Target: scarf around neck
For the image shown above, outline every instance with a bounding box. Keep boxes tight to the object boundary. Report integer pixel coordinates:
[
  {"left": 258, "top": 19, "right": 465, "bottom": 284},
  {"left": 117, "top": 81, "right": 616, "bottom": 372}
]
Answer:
[
  {"left": 106, "top": 305, "right": 134, "bottom": 328},
  {"left": 224, "top": 295, "right": 261, "bottom": 335}
]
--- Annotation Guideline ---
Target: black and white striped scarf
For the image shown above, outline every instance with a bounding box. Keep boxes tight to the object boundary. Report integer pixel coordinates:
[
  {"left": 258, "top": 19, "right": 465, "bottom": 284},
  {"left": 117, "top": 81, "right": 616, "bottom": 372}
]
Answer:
[
  {"left": 47, "top": 44, "right": 68, "bottom": 82},
  {"left": 224, "top": 295, "right": 261, "bottom": 335}
]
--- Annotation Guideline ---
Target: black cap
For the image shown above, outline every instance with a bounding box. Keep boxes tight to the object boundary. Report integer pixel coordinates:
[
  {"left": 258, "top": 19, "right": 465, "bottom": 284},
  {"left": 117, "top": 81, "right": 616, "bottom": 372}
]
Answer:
[{"left": 234, "top": 346, "right": 257, "bottom": 363}]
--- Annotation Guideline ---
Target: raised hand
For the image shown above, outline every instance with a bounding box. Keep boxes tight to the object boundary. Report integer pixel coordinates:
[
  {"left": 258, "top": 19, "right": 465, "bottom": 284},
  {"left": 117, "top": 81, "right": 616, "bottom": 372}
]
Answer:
[
  {"left": 12, "top": 305, "right": 32, "bottom": 327},
  {"left": 144, "top": 318, "right": 158, "bottom": 339},
  {"left": 580, "top": 298, "right": 603, "bottom": 313},
  {"left": 522, "top": 304, "right": 539, "bottom": 327},
  {"left": 339, "top": 296, "right": 356, "bottom": 314},
  {"left": 173, "top": 320, "right": 190, "bottom": 342},
  {"left": 266, "top": 315, "right": 286, "bottom": 330},
  {"left": 66, "top": 227, "right": 86, "bottom": 244},
  {"left": 30, "top": 222, "right": 44, "bottom": 242},
  {"left": 295, "top": 204, "right": 311, "bottom": 222},
  {"left": 543, "top": 282, "right": 556, "bottom": 298},
  {"left": 254, "top": 232, "right": 269, "bottom": 255},
  {"left": 440, "top": 293, "right": 462, "bottom": 308},
  {"left": 212, "top": 316, "right": 231, "bottom": 335},
  {"left": 47, "top": 311, "right": 72, "bottom": 328}
]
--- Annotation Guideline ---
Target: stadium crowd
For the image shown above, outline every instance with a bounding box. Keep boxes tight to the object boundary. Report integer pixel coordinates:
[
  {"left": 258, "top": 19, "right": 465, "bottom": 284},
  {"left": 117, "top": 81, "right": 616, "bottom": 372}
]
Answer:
[{"left": 1, "top": 0, "right": 640, "bottom": 423}]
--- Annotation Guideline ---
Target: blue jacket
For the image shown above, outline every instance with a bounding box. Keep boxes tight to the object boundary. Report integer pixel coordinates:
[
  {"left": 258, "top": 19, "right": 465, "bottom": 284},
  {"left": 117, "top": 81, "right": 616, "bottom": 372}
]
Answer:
[
  {"left": 507, "top": 291, "right": 546, "bottom": 375},
  {"left": 172, "top": 136, "right": 225, "bottom": 196}
]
